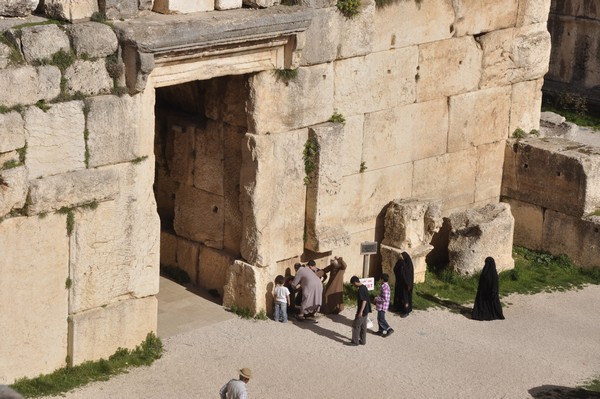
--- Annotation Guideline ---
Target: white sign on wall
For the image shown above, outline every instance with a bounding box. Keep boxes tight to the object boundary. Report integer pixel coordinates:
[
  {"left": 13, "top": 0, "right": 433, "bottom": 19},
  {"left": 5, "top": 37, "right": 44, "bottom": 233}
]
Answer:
[{"left": 360, "top": 277, "right": 375, "bottom": 291}]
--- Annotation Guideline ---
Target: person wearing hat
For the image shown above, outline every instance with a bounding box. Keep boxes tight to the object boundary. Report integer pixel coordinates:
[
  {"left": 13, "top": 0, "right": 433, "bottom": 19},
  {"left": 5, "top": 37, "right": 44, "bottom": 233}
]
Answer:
[{"left": 219, "top": 367, "right": 253, "bottom": 399}]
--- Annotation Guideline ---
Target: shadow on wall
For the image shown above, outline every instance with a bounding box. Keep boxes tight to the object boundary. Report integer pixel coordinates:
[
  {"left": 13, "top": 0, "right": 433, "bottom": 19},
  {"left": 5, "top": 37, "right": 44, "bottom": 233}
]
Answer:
[
  {"left": 265, "top": 281, "right": 274, "bottom": 316},
  {"left": 528, "top": 385, "right": 600, "bottom": 398},
  {"left": 426, "top": 217, "right": 452, "bottom": 271}
]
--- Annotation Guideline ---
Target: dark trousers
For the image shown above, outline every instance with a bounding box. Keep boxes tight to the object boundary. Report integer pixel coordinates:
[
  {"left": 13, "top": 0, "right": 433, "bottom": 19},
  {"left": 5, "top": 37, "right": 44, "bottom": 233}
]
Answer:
[
  {"left": 352, "top": 314, "right": 369, "bottom": 344},
  {"left": 377, "top": 310, "right": 390, "bottom": 332}
]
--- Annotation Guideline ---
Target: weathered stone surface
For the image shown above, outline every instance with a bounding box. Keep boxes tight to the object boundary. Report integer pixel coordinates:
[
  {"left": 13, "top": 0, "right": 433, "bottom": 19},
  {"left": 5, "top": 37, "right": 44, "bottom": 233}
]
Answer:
[
  {"left": 362, "top": 98, "right": 448, "bottom": 170},
  {"left": 240, "top": 131, "right": 306, "bottom": 267},
  {"left": 70, "top": 161, "right": 159, "bottom": 313},
  {"left": 338, "top": 162, "right": 413, "bottom": 234},
  {"left": 174, "top": 184, "right": 224, "bottom": 249},
  {"left": 509, "top": 78, "right": 543, "bottom": 134},
  {"left": 203, "top": 75, "right": 248, "bottom": 128},
  {"left": 502, "top": 197, "right": 543, "bottom": 251},
  {"left": 542, "top": 210, "right": 600, "bottom": 268},
  {"left": 101, "top": 0, "right": 139, "bottom": 19},
  {"left": 215, "top": 0, "right": 242, "bottom": 11},
  {"left": 382, "top": 198, "right": 443, "bottom": 250},
  {"left": 0, "top": 166, "right": 27, "bottom": 216},
  {"left": 248, "top": 63, "right": 333, "bottom": 135},
  {"left": 0, "top": 42, "right": 11, "bottom": 68},
  {"left": 42, "top": 0, "right": 98, "bottom": 21},
  {"left": 64, "top": 59, "right": 113, "bottom": 96},
  {"left": 336, "top": 0, "right": 374, "bottom": 60},
  {"left": 198, "top": 247, "right": 238, "bottom": 295},
  {"left": 222, "top": 123, "right": 245, "bottom": 253},
  {"left": 0, "top": 214, "right": 68, "bottom": 384},
  {"left": 169, "top": 123, "right": 196, "bottom": 187},
  {"left": 448, "top": 202, "right": 515, "bottom": 275},
  {"left": 69, "top": 297, "right": 157, "bottom": 366},
  {"left": 24, "top": 101, "right": 86, "bottom": 179},
  {"left": 502, "top": 137, "right": 600, "bottom": 217},
  {"left": 417, "top": 36, "right": 482, "bottom": 102},
  {"left": 139, "top": 0, "right": 153, "bottom": 10},
  {"left": 223, "top": 260, "right": 271, "bottom": 315},
  {"left": 27, "top": 167, "right": 119, "bottom": 215},
  {"left": 242, "top": 0, "right": 278, "bottom": 8},
  {"left": 0, "top": 151, "right": 18, "bottom": 168},
  {"left": 453, "top": 0, "right": 518, "bottom": 36},
  {"left": 194, "top": 120, "right": 224, "bottom": 196},
  {"left": 297, "top": 0, "right": 335, "bottom": 7},
  {"left": 339, "top": 114, "right": 364, "bottom": 176},
  {"left": 334, "top": 47, "right": 417, "bottom": 116},
  {"left": 66, "top": 22, "right": 119, "bottom": 58},
  {"left": 517, "top": 0, "right": 551, "bottom": 26},
  {"left": 299, "top": 8, "right": 338, "bottom": 65},
  {"left": 0, "top": 66, "right": 61, "bottom": 108},
  {"left": 331, "top": 228, "right": 376, "bottom": 278},
  {"left": 0, "top": 111, "right": 25, "bottom": 153},
  {"left": 176, "top": 236, "right": 200, "bottom": 284},
  {"left": 373, "top": 0, "right": 454, "bottom": 51},
  {"left": 85, "top": 94, "right": 144, "bottom": 168},
  {"left": 18, "top": 24, "right": 70, "bottom": 63},
  {"left": 305, "top": 123, "right": 350, "bottom": 253},
  {"left": 475, "top": 141, "right": 505, "bottom": 203},
  {"left": 160, "top": 230, "right": 177, "bottom": 267},
  {"left": 479, "top": 24, "right": 551, "bottom": 89},
  {"left": 448, "top": 86, "right": 511, "bottom": 153},
  {"left": 0, "top": 0, "right": 37, "bottom": 17},
  {"left": 153, "top": 0, "right": 213, "bottom": 13}
]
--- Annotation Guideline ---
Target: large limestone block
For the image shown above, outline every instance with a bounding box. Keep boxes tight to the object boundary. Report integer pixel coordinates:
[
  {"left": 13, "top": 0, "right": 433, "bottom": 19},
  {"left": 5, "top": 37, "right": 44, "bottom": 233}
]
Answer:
[
  {"left": 336, "top": 0, "right": 374, "bottom": 60},
  {"left": 448, "top": 202, "right": 515, "bottom": 275},
  {"left": 334, "top": 47, "right": 417, "bottom": 116},
  {"left": 542, "top": 211, "right": 600, "bottom": 269},
  {"left": 517, "top": 0, "right": 551, "bottom": 26},
  {"left": 448, "top": 86, "right": 511, "bottom": 153},
  {"left": 373, "top": 0, "right": 454, "bottom": 51},
  {"left": 223, "top": 260, "right": 271, "bottom": 315},
  {"left": 479, "top": 24, "right": 551, "bottom": 89},
  {"left": 550, "top": 0, "right": 598, "bottom": 18},
  {"left": 417, "top": 37, "right": 482, "bottom": 102},
  {"left": 339, "top": 114, "right": 364, "bottom": 176},
  {"left": 382, "top": 198, "right": 442, "bottom": 250},
  {"left": 215, "top": 0, "right": 242, "bottom": 11},
  {"left": 27, "top": 167, "right": 119, "bottom": 214},
  {"left": 169, "top": 123, "right": 196, "bottom": 187},
  {"left": 42, "top": 0, "right": 98, "bottom": 21},
  {"left": 475, "top": 141, "right": 505, "bottom": 203},
  {"left": 0, "top": 214, "right": 69, "bottom": 384},
  {"left": 453, "top": 0, "right": 518, "bottom": 36},
  {"left": 173, "top": 184, "right": 224, "bottom": 249},
  {"left": 502, "top": 138, "right": 600, "bottom": 217},
  {"left": 66, "top": 22, "right": 119, "bottom": 58},
  {"left": 248, "top": 63, "right": 333, "bottom": 135},
  {"left": 85, "top": 94, "right": 144, "bottom": 168},
  {"left": 0, "top": 166, "right": 27, "bottom": 216},
  {"left": 18, "top": 24, "right": 70, "bottom": 63},
  {"left": 329, "top": 228, "right": 376, "bottom": 278},
  {"left": 64, "top": 59, "right": 113, "bottom": 96},
  {"left": 0, "top": 42, "right": 11, "bottom": 68},
  {"left": 509, "top": 78, "right": 543, "bottom": 134},
  {"left": 101, "top": 0, "right": 139, "bottom": 19},
  {"left": 176, "top": 236, "right": 200, "bottom": 284},
  {"left": 203, "top": 75, "right": 248, "bottom": 128},
  {"left": 240, "top": 131, "right": 307, "bottom": 266},
  {"left": 198, "top": 247, "right": 238, "bottom": 295},
  {"left": 153, "top": 0, "right": 213, "bottom": 13},
  {"left": 0, "top": 111, "right": 25, "bottom": 153},
  {"left": 0, "top": 0, "right": 37, "bottom": 16},
  {"left": 305, "top": 123, "right": 350, "bottom": 253},
  {"left": 362, "top": 98, "right": 448, "bottom": 170},
  {"left": 299, "top": 8, "right": 338, "bottom": 66},
  {"left": 160, "top": 230, "right": 177, "bottom": 267},
  {"left": 502, "top": 197, "right": 543, "bottom": 250},
  {"left": 337, "top": 162, "right": 413, "bottom": 234},
  {"left": 222, "top": 124, "right": 245, "bottom": 253},
  {"left": 0, "top": 66, "right": 61, "bottom": 108},
  {"left": 194, "top": 120, "right": 224, "bottom": 196},
  {"left": 24, "top": 101, "right": 86, "bottom": 179},
  {"left": 70, "top": 161, "right": 160, "bottom": 313},
  {"left": 68, "top": 297, "right": 157, "bottom": 366}
]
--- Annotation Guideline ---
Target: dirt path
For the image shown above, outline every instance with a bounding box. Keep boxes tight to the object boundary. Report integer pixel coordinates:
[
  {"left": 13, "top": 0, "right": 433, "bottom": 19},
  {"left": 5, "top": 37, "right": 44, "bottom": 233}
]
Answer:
[{"left": 48, "top": 285, "right": 600, "bottom": 399}]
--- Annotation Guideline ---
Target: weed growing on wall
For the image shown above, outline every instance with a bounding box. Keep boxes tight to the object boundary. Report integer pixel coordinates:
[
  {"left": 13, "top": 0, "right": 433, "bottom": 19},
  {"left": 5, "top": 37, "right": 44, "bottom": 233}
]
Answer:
[
  {"left": 328, "top": 112, "right": 346, "bottom": 125},
  {"left": 273, "top": 68, "right": 298, "bottom": 83},
  {"left": 303, "top": 137, "right": 320, "bottom": 185},
  {"left": 359, "top": 161, "right": 367, "bottom": 173},
  {"left": 11, "top": 332, "right": 163, "bottom": 398},
  {"left": 337, "top": 0, "right": 361, "bottom": 18},
  {"left": 512, "top": 128, "right": 527, "bottom": 139},
  {"left": 131, "top": 155, "right": 149, "bottom": 164},
  {"left": 0, "top": 35, "right": 25, "bottom": 66},
  {"left": 229, "top": 305, "right": 268, "bottom": 321},
  {"left": 35, "top": 100, "right": 51, "bottom": 112}
]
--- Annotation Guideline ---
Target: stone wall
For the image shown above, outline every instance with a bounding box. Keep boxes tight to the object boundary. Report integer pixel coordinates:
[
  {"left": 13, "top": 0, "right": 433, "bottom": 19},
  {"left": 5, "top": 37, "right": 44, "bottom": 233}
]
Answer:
[
  {"left": 0, "top": 0, "right": 552, "bottom": 382},
  {"left": 545, "top": 0, "right": 600, "bottom": 109}
]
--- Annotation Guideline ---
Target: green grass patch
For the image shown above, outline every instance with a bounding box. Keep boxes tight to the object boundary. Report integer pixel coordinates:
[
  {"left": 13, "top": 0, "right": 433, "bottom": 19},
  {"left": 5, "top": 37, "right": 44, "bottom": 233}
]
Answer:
[
  {"left": 131, "top": 155, "right": 148, "bottom": 164},
  {"left": 272, "top": 68, "right": 298, "bottom": 83},
  {"left": 11, "top": 332, "right": 163, "bottom": 398},
  {"left": 229, "top": 304, "right": 268, "bottom": 321},
  {"left": 580, "top": 376, "right": 600, "bottom": 392},
  {"left": 542, "top": 105, "right": 600, "bottom": 131},
  {"left": 336, "top": 0, "right": 361, "bottom": 18},
  {"left": 11, "top": 20, "right": 62, "bottom": 30}
]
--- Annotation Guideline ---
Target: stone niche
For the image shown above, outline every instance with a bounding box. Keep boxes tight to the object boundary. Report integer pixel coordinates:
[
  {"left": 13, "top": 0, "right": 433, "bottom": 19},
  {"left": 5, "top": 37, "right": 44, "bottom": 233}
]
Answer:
[
  {"left": 380, "top": 198, "right": 443, "bottom": 284},
  {"left": 154, "top": 76, "right": 247, "bottom": 296}
]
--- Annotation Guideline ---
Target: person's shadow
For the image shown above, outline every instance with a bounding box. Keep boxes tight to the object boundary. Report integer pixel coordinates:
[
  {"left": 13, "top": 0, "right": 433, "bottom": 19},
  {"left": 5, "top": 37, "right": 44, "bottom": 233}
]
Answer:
[
  {"left": 528, "top": 384, "right": 600, "bottom": 398},
  {"left": 291, "top": 317, "right": 350, "bottom": 344},
  {"left": 414, "top": 293, "right": 473, "bottom": 319}
]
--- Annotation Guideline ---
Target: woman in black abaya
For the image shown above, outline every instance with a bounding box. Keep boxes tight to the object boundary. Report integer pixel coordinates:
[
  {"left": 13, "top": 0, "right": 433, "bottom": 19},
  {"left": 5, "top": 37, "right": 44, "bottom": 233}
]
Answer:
[
  {"left": 472, "top": 257, "right": 505, "bottom": 321},
  {"left": 393, "top": 251, "right": 414, "bottom": 317}
]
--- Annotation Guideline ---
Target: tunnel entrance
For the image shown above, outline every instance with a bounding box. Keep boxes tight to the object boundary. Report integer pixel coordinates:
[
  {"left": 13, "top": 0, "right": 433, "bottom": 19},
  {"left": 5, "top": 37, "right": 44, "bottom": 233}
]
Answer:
[{"left": 153, "top": 75, "right": 248, "bottom": 303}]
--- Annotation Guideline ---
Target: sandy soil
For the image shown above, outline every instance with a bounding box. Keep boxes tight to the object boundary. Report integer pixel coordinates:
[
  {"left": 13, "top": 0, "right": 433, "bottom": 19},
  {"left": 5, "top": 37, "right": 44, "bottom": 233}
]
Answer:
[{"left": 48, "top": 285, "right": 600, "bottom": 399}]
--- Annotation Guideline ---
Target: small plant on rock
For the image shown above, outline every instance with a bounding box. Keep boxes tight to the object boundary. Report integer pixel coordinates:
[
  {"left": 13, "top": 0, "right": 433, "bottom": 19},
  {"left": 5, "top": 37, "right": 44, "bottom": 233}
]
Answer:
[
  {"left": 303, "top": 137, "right": 320, "bottom": 185},
  {"left": 337, "top": 0, "right": 361, "bottom": 18},
  {"left": 273, "top": 68, "right": 298, "bottom": 83},
  {"left": 328, "top": 112, "right": 346, "bottom": 125},
  {"left": 512, "top": 128, "right": 527, "bottom": 139},
  {"left": 359, "top": 161, "right": 367, "bottom": 173}
]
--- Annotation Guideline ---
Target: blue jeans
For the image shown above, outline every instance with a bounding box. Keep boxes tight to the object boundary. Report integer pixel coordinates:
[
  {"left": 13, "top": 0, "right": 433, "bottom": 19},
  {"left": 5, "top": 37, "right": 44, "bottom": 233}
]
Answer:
[
  {"left": 377, "top": 310, "right": 390, "bottom": 332},
  {"left": 274, "top": 302, "right": 288, "bottom": 322}
]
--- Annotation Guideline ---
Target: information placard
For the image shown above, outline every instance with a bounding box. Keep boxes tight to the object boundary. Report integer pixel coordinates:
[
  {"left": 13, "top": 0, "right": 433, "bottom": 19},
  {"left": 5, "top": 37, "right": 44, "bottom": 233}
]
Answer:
[
  {"left": 360, "top": 241, "right": 378, "bottom": 255},
  {"left": 359, "top": 277, "right": 375, "bottom": 291}
]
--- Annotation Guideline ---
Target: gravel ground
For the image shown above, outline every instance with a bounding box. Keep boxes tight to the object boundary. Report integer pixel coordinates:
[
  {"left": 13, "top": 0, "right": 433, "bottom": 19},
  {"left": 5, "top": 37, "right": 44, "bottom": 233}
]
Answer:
[{"left": 48, "top": 285, "right": 600, "bottom": 399}]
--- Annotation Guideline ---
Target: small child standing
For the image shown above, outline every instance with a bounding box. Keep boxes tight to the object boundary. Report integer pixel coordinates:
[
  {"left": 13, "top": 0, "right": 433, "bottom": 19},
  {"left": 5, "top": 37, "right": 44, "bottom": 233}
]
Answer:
[
  {"left": 374, "top": 273, "right": 394, "bottom": 337},
  {"left": 273, "top": 275, "right": 291, "bottom": 323}
]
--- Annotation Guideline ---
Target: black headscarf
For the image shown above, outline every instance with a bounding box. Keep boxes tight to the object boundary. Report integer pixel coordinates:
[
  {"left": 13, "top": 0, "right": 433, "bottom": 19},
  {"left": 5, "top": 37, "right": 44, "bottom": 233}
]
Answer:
[
  {"left": 472, "top": 257, "right": 505, "bottom": 321},
  {"left": 393, "top": 251, "right": 414, "bottom": 314}
]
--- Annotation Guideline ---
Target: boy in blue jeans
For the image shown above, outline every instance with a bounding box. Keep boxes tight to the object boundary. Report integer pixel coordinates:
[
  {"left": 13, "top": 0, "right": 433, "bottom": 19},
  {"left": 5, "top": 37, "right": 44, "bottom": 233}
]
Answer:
[
  {"left": 374, "top": 273, "right": 394, "bottom": 337},
  {"left": 273, "top": 275, "right": 290, "bottom": 322}
]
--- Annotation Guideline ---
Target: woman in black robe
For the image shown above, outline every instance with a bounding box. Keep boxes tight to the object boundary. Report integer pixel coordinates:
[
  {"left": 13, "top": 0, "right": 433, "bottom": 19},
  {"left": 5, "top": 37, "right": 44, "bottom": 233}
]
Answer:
[
  {"left": 393, "top": 251, "right": 414, "bottom": 317},
  {"left": 472, "top": 257, "right": 505, "bottom": 321}
]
